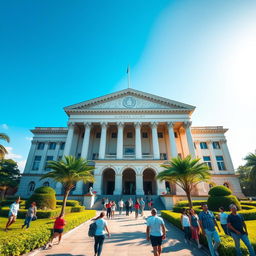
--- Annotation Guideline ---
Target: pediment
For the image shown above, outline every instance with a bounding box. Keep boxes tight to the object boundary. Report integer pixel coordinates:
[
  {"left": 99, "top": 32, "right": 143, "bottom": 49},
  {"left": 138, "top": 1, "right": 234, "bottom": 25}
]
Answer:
[{"left": 64, "top": 89, "right": 195, "bottom": 114}]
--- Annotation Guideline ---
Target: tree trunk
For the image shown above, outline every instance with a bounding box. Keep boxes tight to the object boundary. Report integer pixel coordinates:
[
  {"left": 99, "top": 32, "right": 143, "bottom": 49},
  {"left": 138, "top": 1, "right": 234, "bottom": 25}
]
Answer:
[
  {"left": 185, "top": 189, "right": 193, "bottom": 208},
  {"left": 0, "top": 187, "right": 7, "bottom": 201},
  {"left": 60, "top": 189, "right": 70, "bottom": 215}
]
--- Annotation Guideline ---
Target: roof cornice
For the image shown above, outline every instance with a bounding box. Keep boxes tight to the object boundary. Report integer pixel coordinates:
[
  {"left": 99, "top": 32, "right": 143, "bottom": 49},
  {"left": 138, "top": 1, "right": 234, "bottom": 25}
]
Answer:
[{"left": 191, "top": 126, "right": 228, "bottom": 134}]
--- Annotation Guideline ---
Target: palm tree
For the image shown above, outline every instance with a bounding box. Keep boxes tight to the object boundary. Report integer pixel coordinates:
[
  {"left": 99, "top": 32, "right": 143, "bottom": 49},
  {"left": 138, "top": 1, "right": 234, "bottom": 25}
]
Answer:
[
  {"left": 0, "top": 133, "right": 10, "bottom": 160},
  {"left": 244, "top": 152, "right": 256, "bottom": 183},
  {"left": 41, "top": 156, "right": 95, "bottom": 215},
  {"left": 157, "top": 155, "right": 210, "bottom": 208}
]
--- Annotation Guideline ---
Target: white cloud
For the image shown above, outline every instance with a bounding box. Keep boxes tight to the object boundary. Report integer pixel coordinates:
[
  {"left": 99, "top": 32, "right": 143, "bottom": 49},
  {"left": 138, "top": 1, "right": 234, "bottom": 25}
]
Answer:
[
  {"left": 5, "top": 147, "right": 23, "bottom": 159},
  {"left": 17, "top": 160, "right": 26, "bottom": 172},
  {"left": 1, "top": 124, "right": 8, "bottom": 130},
  {"left": 25, "top": 137, "right": 33, "bottom": 141}
]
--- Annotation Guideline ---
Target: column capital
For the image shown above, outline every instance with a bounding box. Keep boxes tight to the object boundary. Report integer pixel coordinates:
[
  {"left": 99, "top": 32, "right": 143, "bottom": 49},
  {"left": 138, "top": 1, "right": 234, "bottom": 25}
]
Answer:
[
  {"left": 117, "top": 122, "right": 124, "bottom": 128},
  {"left": 219, "top": 139, "right": 227, "bottom": 144},
  {"left": 100, "top": 122, "right": 108, "bottom": 128},
  {"left": 167, "top": 122, "right": 175, "bottom": 129},
  {"left": 83, "top": 122, "right": 92, "bottom": 128},
  {"left": 31, "top": 140, "right": 38, "bottom": 145},
  {"left": 150, "top": 122, "right": 159, "bottom": 129},
  {"left": 134, "top": 122, "right": 142, "bottom": 128},
  {"left": 206, "top": 139, "right": 213, "bottom": 144},
  {"left": 194, "top": 140, "right": 201, "bottom": 144},
  {"left": 68, "top": 122, "right": 75, "bottom": 128},
  {"left": 183, "top": 121, "right": 192, "bottom": 129}
]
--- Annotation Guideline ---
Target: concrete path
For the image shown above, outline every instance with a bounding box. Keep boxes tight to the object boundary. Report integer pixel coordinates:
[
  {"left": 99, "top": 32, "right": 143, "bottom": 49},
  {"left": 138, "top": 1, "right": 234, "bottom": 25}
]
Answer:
[{"left": 34, "top": 211, "right": 208, "bottom": 256}]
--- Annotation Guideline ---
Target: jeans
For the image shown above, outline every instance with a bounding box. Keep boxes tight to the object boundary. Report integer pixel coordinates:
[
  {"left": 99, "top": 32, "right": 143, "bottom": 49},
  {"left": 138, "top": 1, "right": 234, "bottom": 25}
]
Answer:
[
  {"left": 184, "top": 227, "right": 191, "bottom": 241},
  {"left": 106, "top": 208, "right": 111, "bottom": 218},
  {"left": 230, "top": 232, "right": 256, "bottom": 256},
  {"left": 221, "top": 224, "right": 229, "bottom": 235},
  {"left": 119, "top": 207, "right": 123, "bottom": 215},
  {"left": 24, "top": 216, "right": 33, "bottom": 228},
  {"left": 125, "top": 207, "right": 129, "bottom": 216},
  {"left": 94, "top": 235, "right": 105, "bottom": 256},
  {"left": 205, "top": 229, "right": 221, "bottom": 256}
]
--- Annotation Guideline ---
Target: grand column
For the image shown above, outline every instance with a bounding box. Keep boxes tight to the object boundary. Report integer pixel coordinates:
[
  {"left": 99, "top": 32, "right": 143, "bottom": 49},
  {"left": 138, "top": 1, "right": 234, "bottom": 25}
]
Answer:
[
  {"left": 183, "top": 121, "right": 196, "bottom": 158},
  {"left": 39, "top": 141, "right": 49, "bottom": 172},
  {"left": 25, "top": 140, "right": 37, "bottom": 173},
  {"left": 93, "top": 174, "right": 102, "bottom": 195},
  {"left": 220, "top": 139, "right": 234, "bottom": 171},
  {"left": 135, "top": 122, "right": 142, "bottom": 159},
  {"left": 113, "top": 174, "right": 122, "bottom": 195},
  {"left": 53, "top": 142, "right": 61, "bottom": 161},
  {"left": 63, "top": 122, "right": 75, "bottom": 157},
  {"left": 116, "top": 122, "right": 124, "bottom": 159},
  {"left": 151, "top": 122, "right": 160, "bottom": 159},
  {"left": 167, "top": 122, "right": 178, "bottom": 158},
  {"left": 207, "top": 140, "right": 218, "bottom": 172},
  {"left": 99, "top": 122, "right": 108, "bottom": 159},
  {"left": 81, "top": 122, "right": 92, "bottom": 159},
  {"left": 136, "top": 174, "right": 144, "bottom": 195}
]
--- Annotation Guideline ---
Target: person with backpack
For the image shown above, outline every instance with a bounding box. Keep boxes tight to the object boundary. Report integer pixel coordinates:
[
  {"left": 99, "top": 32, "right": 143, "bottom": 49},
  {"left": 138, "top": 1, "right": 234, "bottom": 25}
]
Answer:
[
  {"left": 91, "top": 212, "right": 110, "bottom": 256},
  {"left": 227, "top": 204, "right": 255, "bottom": 256}
]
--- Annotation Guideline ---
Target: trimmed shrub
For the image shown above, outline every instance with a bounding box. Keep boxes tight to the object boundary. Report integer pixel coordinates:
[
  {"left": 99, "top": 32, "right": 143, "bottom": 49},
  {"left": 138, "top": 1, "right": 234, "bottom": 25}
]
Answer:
[
  {"left": 70, "top": 206, "right": 85, "bottom": 212},
  {"left": 240, "top": 201, "right": 256, "bottom": 207},
  {"left": 0, "top": 200, "right": 25, "bottom": 207},
  {"left": 26, "top": 186, "right": 56, "bottom": 209},
  {"left": 207, "top": 186, "right": 241, "bottom": 211},
  {"left": 56, "top": 200, "right": 80, "bottom": 207},
  {"left": 0, "top": 210, "right": 96, "bottom": 256},
  {"left": 175, "top": 200, "right": 207, "bottom": 207},
  {"left": 208, "top": 186, "right": 232, "bottom": 196}
]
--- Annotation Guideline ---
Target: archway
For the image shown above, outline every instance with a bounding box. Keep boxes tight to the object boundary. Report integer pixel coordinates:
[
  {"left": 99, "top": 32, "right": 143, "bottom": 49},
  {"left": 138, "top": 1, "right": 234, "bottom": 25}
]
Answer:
[
  {"left": 143, "top": 169, "right": 157, "bottom": 195},
  {"left": 102, "top": 168, "right": 115, "bottom": 195},
  {"left": 122, "top": 168, "right": 136, "bottom": 195}
]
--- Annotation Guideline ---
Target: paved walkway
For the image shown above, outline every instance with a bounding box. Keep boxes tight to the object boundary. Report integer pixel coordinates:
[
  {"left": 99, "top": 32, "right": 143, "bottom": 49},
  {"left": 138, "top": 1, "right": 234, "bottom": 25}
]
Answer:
[{"left": 34, "top": 211, "right": 208, "bottom": 256}]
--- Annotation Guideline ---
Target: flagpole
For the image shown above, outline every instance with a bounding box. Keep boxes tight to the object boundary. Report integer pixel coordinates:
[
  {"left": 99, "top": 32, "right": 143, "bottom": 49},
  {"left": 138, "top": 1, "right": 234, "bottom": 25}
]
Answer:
[{"left": 127, "top": 65, "right": 130, "bottom": 88}]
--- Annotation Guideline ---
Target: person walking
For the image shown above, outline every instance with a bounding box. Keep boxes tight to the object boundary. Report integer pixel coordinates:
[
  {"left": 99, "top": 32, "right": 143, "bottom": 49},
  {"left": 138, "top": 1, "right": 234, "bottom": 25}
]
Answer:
[
  {"left": 101, "top": 198, "right": 105, "bottom": 210},
  {"left": 181, "top": 208, "right": 191, "bottom": 244},
  {"left": 199, "top": 203, "right": 221, "bottom": 256},
  {"left": 134, "top": 200, "right": 140, "bottom": 219},
  {"left": 22, "top": 201, "right": 37, "bottom": 229},
  {"left": 105, "top": 201, "right": 112, "bottom": 219},
  {"left": 118, "top": 199, "right": 124, "bottom": 215},
  {"left": 140, "top": 198, "right": 145, "bottom": 216},
  {"left": 92, "top": 212, "right": 110, "bottom": 256},
  {"left": 48, "top": 214, "right": 66, "bottom": 248},
  {"left": 189, "top": 208, "right": 202, "bottom": 248},
  {"left": 125, "top": 200, "right": 130, "bottom": 216},
  {"left": 146, "top": 208, "right": 166, "bottom": 256},
  {"left": 218, "top": 207, "right": 229, "bottom": 235},
  {"left": 111, "top": 201, "right": 116, "bottom": 219},
  {"left": 5, "top": 197, "right": 20, "bottom": 231},
  {"left": 129, "top": 198, "right": 133, "bottom": 213},
  {"left": 227, "top": 204, "right": 255, "bottom": 256}
]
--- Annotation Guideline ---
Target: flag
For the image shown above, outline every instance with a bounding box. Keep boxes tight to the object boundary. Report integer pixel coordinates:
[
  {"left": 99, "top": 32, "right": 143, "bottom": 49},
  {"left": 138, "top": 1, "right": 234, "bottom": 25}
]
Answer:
[{"left": 127, "top": 65, "right": 130, "bottom": 74}]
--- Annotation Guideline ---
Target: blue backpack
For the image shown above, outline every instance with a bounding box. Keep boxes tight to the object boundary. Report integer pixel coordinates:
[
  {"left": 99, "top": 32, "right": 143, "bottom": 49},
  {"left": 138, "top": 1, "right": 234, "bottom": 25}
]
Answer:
[{"left": 88, "top": 222, "right": 97, "bottom": 237}]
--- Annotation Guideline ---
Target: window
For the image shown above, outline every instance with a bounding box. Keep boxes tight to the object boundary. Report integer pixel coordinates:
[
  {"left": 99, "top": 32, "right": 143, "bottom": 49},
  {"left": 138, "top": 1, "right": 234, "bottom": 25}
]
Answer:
[
  {"left": 111, "top": 132, "right": 117, "bottom": 138},
  {"left": 96, "top": 132, "right": 101, "bottom": 138},
  {"left": 142, "top": 132, "right": 148, "bottom": 138},
  {"left": 60, "top": 142, "right": 65, "bottom": 150},
  {"left": 174, "top": 132, "right": 178, "bottom": 138},
  {"left": 92, "top": 153, "right": 99, "bottom": 160},
  {"left": 160, "top": 153, "right": 167, "bottom": 160},
  {"left": 127, "top": 132, "right": 133, "bottom": 138},
  {"left": 37, "top": 142, "right": 45, "bottom": 150},
  {"left": 32, "top": 156, "right": 41, "bottom": 170},
  {"left": 77, "top": 153, "right": 81, "bottom": 158},
  {"left": 45, "top": 156, "right": 54, "bottom": 170},
  {"left": 124, "top": 147, "right": 135, "bottom": 155},
  {"left": 58, "top": 156, "right": 62, "bottom": 161},
  {"left": 200, "top": 142, "right": 208, "bottom": 149},
  {"left": 28, "top": 181, "right": 35, "bottom": 192},
  {"left": 43, "top": 182, "right": 49, "bottom": 187},
  {"left": 212, "top": 141, "right": 220, "bottom": 149},
  {"left": 49, "top": 142, "right": 56, "bottom": 150},
  {"left": 203, "top": 156, "right": 212, "bottom": 170},
  {"left": 158, "top": 132, "right": 163, "bottom": 138},
  {"left": 216, "top": 156, "right": 226, "bottom": 170}
]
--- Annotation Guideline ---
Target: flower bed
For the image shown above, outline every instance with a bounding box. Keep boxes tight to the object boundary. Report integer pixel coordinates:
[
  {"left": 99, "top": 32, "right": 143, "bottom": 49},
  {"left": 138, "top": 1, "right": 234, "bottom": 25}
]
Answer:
[{"left": 0, "top": 210, "right": 96, "bottom": 256}]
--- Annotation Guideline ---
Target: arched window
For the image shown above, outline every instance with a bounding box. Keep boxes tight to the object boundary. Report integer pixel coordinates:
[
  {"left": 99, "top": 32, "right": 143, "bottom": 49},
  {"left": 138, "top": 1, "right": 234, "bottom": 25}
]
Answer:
[
  {"left": 223, "top": 182, "right": 229, "bottom": 188},
  {"left": 43, "top": 182, "right": 50, "bottom": 187},
  {"left": 28, "top": 182, "right": 35, "bottom": 192}
]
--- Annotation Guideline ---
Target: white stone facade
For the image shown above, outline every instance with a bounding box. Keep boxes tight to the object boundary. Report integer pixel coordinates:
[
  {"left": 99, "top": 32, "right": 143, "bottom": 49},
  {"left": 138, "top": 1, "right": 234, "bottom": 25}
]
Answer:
[{"left": 17, "top": 89, "right": 243, "bottom": 199}]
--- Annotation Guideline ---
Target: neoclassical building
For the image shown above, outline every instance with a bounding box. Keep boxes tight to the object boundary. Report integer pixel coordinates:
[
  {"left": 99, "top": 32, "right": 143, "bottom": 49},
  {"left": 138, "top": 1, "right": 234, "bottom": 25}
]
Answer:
[{"left": 17, "top": 89, "right": 243, "bottom": 201}]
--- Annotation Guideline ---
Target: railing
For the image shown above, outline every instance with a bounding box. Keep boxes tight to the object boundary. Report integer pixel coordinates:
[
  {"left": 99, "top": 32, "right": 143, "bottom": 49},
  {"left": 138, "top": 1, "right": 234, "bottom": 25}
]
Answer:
[{"left": 105, "top": 154, "right": 117, "bottom": 159}]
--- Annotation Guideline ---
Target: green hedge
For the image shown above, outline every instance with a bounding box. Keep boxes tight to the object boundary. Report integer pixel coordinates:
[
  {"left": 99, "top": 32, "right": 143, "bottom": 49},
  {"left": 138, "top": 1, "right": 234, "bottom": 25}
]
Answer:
[
  {"left": 0, "top": 200, "right": 25, "bottom": 207},
  {"left": 0, "top": 210, "right": 96, "bottom": 256},
  {"left": 208, "top": 186, "right": 232, "bottom": 196},
  {"left": 161, "top": 210, "right": 256, "bottom": 256},
  {"left": 240, "top": 201, "right": 256, "bottom": 207},
  {"left": 175, "top": 200, "right": 207, "bottom": 207},
  {"left": 56, "top": 200, "right": 80, "bottom": 207},
  {"left": 26, "top": 193, "right": 56, "bottom": 210},
  {"left": 208, "top": 195, "right": 241, "bottom": 211}
]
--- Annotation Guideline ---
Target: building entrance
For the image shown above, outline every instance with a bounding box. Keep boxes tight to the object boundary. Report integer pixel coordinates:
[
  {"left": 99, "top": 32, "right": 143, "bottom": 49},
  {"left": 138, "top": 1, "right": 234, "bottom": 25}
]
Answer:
[
  {"left": 122, "top": 168, "right": 136, "bottom": 195},
  {"left": 143, "top": 168, "right": 157, "bottom": 195},
  {"left": 102, "top": 168, "right": 115, "bottom": 195}
]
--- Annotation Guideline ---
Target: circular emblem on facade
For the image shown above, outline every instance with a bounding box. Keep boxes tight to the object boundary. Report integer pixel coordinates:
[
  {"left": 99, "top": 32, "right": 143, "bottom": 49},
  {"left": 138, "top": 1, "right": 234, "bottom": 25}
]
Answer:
[{"left": 122, "top": 96, "right": 136, "bottom": 108}]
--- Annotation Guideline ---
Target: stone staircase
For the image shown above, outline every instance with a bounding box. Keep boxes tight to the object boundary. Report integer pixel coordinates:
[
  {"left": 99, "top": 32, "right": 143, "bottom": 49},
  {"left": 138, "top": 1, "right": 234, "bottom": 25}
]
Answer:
[{"left": 92, "top": 195, "right": 165, "bottom": 210}]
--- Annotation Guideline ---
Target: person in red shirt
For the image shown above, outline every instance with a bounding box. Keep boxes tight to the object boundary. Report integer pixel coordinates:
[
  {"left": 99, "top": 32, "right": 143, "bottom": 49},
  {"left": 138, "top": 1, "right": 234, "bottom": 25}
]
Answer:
[
  {"left": 105, "top": 202, "right": 112, "bottom": 219},
  {"left": 134, "top": 200, "right": 140, "bottom": 219},
  {"left": 48, "top": 214, "right": 66, "bottom": 248}
]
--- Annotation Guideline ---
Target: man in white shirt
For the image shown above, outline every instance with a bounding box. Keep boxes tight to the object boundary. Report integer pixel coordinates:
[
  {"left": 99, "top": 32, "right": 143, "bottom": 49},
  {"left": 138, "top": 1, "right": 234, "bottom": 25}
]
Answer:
[
  {"left": 146, "top": 208, "right": 166, "bottom": 256},
  {"left": 118, "top": 199, "right": 124, "bottom": 215},
  {"left": 5, "top": 197, "right": 20, "bottom": 231}
]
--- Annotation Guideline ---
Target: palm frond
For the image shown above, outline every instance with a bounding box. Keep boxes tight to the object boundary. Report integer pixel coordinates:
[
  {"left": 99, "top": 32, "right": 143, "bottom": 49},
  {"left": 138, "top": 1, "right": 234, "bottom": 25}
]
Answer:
[{"left": 0, "top": 133, "right": 10, "bottom": 143}]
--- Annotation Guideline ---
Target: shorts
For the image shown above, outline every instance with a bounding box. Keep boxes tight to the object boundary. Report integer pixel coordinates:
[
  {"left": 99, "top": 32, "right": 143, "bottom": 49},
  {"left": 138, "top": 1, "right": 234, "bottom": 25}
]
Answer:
[
  {"left": 53, "top": 228, "right": 64, "bottom": 234},
  {"left": 8, "top": 213, "right": 17, "bottom": 220},
  {"left": 150, "top": 235, "right": 163, "bottom": 247}
]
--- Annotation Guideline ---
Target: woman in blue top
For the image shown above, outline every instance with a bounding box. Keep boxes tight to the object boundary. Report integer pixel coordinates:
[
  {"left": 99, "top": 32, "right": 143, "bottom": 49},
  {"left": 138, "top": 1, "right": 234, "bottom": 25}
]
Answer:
[{"left": 92, "top": 212, "right": 110, "bottom": 256}]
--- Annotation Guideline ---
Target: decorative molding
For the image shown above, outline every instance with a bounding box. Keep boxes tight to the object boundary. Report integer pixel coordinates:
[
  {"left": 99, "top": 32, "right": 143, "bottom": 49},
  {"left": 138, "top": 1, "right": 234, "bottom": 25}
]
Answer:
[
  {"left": 150, "top": 122, "right": 159, "bottom": 129},
  {"left": 167, "top": 122, "right": 174, "bottom": 129},
  {"left": 31, "top": 127, "right": 68, "bottom": 135},
  {"left": 219, "top": 139, "right": 227, "bottom": 144},
  {"left": 191, "top": 126, "right": 228, "bottom": 134},
  {"left": 83, "top": 122, "right": 92, "bottom": 128},
  {"left": 183, "top": 121, "right": 192, "bottom": 129},
  {"left": 134, "top": 122, "right": 142, "bottom": 128},
  {"left": 117, "top": 122, "right": 124, "bottom": 128},
  {"left": 100, "top": 122, "right": 108, "bottom": 128}
]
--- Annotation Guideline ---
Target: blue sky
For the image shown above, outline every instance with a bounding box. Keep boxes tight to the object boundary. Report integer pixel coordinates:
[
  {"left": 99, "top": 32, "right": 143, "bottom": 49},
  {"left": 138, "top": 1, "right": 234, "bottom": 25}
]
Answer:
[{"left": 1, "top": 0, "right": 256, "bottom": 171}]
